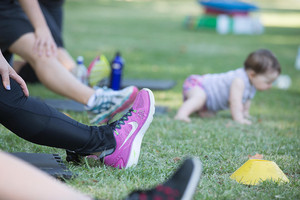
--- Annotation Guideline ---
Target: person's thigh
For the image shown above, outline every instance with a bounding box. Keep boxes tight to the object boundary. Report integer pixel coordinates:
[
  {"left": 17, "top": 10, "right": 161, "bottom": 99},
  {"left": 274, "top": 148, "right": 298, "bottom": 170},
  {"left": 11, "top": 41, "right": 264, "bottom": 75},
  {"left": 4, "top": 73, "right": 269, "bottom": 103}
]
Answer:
[
  {"left": 9, "top": 33, "right": 75, "bottom": 74},
  {"left": 185, "top": 86, "right": 207, "bottom": 105},
  {"left": 8, "top": 33, "right": 47, "bottom": 66}
]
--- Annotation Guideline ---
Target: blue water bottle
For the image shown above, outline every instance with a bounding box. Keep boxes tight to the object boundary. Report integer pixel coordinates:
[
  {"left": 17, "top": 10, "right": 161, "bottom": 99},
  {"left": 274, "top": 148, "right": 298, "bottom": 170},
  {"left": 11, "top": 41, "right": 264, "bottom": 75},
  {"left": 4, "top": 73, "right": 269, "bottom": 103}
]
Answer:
[{"left": 110, "top": 52, "right": 124, "bottom": 90}]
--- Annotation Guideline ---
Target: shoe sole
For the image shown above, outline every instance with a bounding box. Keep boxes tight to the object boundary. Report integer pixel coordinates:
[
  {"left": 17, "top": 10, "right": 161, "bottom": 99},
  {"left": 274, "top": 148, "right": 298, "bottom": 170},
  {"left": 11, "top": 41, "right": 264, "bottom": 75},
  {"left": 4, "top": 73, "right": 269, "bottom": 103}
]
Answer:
[
  {"left": 125, "top": 88, "right": 155, "bottom": 168},
  {"left": 181, "top": 158, "right": 202, "bottom": 200},
  {"left": 91, "top": 86, "right": 138, "bottom": 124}
]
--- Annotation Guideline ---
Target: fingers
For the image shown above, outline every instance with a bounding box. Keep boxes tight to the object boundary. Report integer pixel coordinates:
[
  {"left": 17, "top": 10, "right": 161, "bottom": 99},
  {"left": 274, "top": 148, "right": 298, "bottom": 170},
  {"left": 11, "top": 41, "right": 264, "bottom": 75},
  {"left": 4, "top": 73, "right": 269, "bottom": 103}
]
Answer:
[
  {"left": 9, "top": 70, "right": 29, "bottom": 97},
  {"left": 33, "top": 37, "right": 42, "bottom": 56},
  {"left": 16, "top": 77, "right": 29, "bottom": 97},
  {"left": 0, "top": 52, "right": 11, "bottom": 90},
  {"left": 51, "top": 42, "right": 57, "bottom": 56},
  {"left": 1, "top": 68, "right": 11, "bottom": 91},
  {"left": 46, "top": 40, "right": 57, "bottom": 57},
  {"left": 34, "top": 38, "right": 47, "bottom": 57},
  {"left": 46, "top": 40, "right": 52, "bottom": 57},
  {"left": 0, "top": 51, "right": 28, "bottom": 96},
  {"left": 33, "top": 37, "right": 57, "bottom": 57}
]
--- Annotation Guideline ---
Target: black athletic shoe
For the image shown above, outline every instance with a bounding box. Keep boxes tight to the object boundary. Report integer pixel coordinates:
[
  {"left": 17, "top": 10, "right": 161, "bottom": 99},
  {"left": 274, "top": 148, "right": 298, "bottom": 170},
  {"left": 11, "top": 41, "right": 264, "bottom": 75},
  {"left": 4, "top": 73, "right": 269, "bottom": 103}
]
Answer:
[{"left": 125, "top": 157, "right": 202, "bottom": 200}]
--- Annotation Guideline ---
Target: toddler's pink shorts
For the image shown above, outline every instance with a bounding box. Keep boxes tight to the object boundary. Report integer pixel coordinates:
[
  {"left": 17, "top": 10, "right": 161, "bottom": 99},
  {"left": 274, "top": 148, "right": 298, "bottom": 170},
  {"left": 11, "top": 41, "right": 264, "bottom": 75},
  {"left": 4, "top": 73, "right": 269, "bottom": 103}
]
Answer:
[{"left": 182, "top": 75, "right": 204, "bottom": 101}]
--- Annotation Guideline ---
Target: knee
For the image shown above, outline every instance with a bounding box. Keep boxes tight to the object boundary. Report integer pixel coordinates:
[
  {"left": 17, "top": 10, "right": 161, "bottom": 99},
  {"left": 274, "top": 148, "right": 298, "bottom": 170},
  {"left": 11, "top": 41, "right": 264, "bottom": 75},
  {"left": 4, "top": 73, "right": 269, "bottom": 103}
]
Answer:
[{"left": 29, "top": 55, "right": 53, "bottom": 70}]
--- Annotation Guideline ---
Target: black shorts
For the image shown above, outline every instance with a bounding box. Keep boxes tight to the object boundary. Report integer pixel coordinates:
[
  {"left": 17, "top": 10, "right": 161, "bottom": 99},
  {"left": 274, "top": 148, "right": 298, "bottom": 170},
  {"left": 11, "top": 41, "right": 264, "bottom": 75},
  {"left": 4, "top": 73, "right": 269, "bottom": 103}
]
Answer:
[{"left": 0, "top": 0, "right": 64, "bottom": 61}]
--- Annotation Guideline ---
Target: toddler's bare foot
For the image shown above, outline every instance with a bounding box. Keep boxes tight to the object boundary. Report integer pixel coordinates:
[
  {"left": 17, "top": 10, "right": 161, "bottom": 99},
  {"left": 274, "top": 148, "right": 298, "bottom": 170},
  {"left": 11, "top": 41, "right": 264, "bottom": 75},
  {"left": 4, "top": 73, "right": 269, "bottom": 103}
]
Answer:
[{"left": 174, "top": 115, "right": 191, "bottom": 123}]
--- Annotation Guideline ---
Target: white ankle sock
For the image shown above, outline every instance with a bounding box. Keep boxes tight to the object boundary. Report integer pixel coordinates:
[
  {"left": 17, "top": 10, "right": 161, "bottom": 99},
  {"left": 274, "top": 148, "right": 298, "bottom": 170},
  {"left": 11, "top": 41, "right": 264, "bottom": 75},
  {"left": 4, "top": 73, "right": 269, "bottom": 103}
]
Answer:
[{"left": 87, "top": 94, "right": 96, "bottom": 107}]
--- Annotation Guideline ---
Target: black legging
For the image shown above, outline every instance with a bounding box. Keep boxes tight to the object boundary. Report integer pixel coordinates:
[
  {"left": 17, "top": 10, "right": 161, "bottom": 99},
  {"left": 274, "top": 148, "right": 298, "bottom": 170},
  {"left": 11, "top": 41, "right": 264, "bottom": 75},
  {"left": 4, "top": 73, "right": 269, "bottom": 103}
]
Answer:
[{"left": 0, "top": 77, "right": 116, "bottom": 155}]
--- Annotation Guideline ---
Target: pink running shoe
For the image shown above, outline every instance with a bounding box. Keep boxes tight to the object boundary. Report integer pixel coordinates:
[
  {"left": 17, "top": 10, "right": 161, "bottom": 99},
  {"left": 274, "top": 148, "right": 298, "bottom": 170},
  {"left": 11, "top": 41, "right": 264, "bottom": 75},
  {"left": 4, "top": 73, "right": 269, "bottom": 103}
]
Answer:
[{"left": 104, "top": 88, "right": 155, "bottom": 169}]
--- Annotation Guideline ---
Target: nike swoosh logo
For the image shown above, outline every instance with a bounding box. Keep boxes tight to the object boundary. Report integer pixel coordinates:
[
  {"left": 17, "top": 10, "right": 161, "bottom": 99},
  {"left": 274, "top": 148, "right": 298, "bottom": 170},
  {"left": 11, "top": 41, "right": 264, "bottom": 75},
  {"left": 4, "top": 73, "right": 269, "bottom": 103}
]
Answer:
[{"left": 119, "top": 121, "right": 138, "bottom": 149}]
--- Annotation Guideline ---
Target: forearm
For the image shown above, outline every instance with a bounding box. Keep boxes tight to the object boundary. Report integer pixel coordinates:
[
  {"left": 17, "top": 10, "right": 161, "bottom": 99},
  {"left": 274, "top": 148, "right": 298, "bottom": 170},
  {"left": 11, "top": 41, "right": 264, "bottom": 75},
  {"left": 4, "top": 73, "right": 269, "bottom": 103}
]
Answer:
[
  {"left": 230, "top": 104, "right": 245, "bottom": 122},
  {"left": 229, "top": 78, "right": 251, "bottom": 125},
  {"left": 0, "top": 151, "right": 92, "bottom": 200},
  {"left": 18, "top": 0, "right": 48, "bottom": 30},
  {"left": 243, "top": 100, "right": 251, "bottom": 118}
]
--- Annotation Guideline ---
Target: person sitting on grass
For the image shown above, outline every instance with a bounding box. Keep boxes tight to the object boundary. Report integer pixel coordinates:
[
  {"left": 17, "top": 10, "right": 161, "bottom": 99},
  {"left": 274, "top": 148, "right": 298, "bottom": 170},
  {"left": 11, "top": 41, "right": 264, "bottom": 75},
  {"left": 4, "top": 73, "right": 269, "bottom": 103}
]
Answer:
[
  {"left": 175, "top": 49, "right": 281, "bottom": 125},
  {"left": 0, "top": 49, "right": 153, "bottom": 169},
  {"left": 0, "top": 0, "right": 137, "bottom": 125}
]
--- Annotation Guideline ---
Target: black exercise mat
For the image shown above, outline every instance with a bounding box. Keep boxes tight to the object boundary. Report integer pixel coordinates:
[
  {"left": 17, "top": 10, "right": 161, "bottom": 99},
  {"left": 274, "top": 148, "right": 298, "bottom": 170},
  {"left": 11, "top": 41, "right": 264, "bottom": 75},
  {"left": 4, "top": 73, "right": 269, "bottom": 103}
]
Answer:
[
  {"left": 11, "top": 152, "right": 73, "bottom": 180},
  {"left": 43, "top": 99, "right": 168, "bottom": 115},
  {"left": 122, "top": 79, "right": 176, "bottom": 90},
  {"left": 98, "top": 78, "right": 176, "bottom": 90}
]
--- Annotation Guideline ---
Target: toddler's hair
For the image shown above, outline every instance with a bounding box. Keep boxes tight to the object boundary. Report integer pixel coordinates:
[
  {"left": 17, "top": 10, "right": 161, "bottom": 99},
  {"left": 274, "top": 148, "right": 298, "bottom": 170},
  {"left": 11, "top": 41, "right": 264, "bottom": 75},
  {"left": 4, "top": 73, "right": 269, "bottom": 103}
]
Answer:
[{"left": 244, "top": 49, "right": 281, "bottom": 74}]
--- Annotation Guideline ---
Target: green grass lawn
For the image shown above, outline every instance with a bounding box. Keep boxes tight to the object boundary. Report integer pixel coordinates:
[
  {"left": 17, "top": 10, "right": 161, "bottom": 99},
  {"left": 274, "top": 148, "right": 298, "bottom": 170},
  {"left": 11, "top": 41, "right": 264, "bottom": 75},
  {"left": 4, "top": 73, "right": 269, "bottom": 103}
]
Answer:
[{"left": 1, "top": 0, "right": 300, "bottom": 199}]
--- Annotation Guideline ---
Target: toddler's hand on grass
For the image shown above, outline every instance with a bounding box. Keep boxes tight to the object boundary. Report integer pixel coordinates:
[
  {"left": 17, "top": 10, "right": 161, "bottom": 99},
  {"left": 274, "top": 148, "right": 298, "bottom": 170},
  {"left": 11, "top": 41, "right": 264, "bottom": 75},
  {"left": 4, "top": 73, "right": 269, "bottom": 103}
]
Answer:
[
  {"left": 243, "top": 112, "right": 252, "bottom": 120},
  {"left": 174, "top": 115, "right": 191, "bottom": 123},
  {"left": 235, "top": 118, "right": 252, "bottom": 125},
  {"left": 243, "top": 112, "right": 252, "bottom": 119}
]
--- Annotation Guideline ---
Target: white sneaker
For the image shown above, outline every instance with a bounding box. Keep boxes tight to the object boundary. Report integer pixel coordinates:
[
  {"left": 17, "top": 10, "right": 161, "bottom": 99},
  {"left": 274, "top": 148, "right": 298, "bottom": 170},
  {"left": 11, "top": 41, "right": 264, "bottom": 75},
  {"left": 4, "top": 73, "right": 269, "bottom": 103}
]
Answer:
[{"left": 86, "top": 86, "right": 139, "bottom": 124}]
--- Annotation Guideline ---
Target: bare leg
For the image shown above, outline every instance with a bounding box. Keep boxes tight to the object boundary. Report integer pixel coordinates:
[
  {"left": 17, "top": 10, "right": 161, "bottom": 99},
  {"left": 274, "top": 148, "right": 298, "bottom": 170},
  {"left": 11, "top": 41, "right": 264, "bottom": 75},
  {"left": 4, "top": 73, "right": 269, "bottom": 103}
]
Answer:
[
  {"left": 0, "top": 151, "right": 92, "bottom": 200},
  {"left": 57, "top": 47, "right": 76, "bottom": 71},
  {"left": 174, "top": 87, "right": 206, "bottom": 123},
  {"left": 9, "top": 33, "right": 94, "bottom": 104},
  {"left": 13, "top": 48, "right": 76, "bottom": 73}
]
